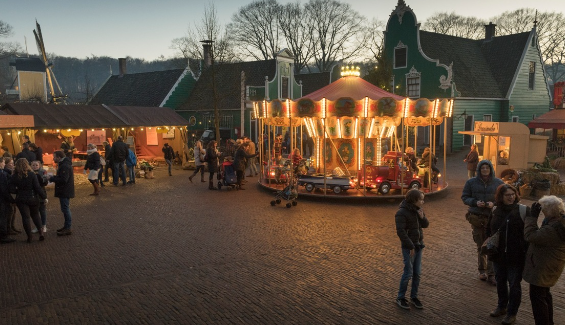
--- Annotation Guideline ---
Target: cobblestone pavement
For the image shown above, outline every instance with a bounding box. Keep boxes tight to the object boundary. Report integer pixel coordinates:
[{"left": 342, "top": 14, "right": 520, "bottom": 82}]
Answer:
[{"left": 1, "top": 152, "right": 564, "bottom": 324}]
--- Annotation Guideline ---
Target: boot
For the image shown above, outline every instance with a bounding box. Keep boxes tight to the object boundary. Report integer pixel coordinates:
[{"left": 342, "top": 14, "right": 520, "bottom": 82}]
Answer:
[
  {"left": 208, "top": 180, "right": 217, "bottom": 190},
  {"left": 189, "top": 174, "right": 193, "bottom": 183},
  {"left": 201, "top": 173, "right": 206, "bottom": 183},
  {"left": 94, "top": 182, "right": 100, "bottom": 195},
  {"left": 89, "top": 182, "right": 97, "bottom": 196}
]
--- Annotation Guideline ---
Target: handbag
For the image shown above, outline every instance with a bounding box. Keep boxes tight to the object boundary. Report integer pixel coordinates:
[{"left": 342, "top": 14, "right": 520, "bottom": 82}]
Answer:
[
  {"left": 481, "top": 230, "right": 500, "bottom": 257},
  {"left": 100, "top": 156, "right": 106, "bottom": 166}
]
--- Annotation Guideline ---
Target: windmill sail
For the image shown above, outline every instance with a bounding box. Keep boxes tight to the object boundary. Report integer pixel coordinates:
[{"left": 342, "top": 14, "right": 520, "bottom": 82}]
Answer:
[{"left": 33, "top": 20, "right": 67, "bottom": 104}]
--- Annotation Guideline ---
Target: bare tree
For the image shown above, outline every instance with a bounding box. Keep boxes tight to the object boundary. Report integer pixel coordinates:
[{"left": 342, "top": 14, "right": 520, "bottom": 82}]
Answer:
[
  {"left": 304, "top": 0, "right": 368, "bottom": 72},
  {"left": 364, "top": 18, "right": 386, "bottom": 62},
  {"left": 277, "top": 2, "right": 314, "bottom": 74},
  {"left": 422, "top": 12, "right": 486, "bottom": 39},
  {"left": 227, "top": 0, "right": 282, "bottom": 61},
  {"left": 0, "top": 20, "right": 21, "bottom": 57}
]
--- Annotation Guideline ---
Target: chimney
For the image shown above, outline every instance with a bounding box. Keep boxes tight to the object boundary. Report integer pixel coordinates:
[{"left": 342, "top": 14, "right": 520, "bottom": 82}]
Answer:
[
  {"left": 118, "top": 58, "right": 127, "bottom": 77},
  {"left": 485, "top": 22, "right": 496, "bottom": 41},
  {"left": 201, "top": 40, "right": 214, "bottom": 68}
]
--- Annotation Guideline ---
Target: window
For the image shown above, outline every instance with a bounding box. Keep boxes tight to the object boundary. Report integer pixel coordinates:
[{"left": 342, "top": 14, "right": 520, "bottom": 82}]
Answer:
[
  {"left": 529, "top": 62, "right": 535, "bottom": 90},
  {"left": 483, "top": 114, "right": 492, "bottom": 121},
  {"left": 395, "top": 47, "right": 407, "bottom": 68},
  {"left": 407, "top": 77, "right": 420, "bottom": 97},
  {"left": 512, "top": 116, "right": 519, "bottom": 122}
]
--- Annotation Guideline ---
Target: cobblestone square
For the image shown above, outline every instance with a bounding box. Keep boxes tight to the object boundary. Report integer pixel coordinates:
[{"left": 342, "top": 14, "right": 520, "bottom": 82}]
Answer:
[{"left": 1, "top": 152, "right": 563, "bottom": 324}]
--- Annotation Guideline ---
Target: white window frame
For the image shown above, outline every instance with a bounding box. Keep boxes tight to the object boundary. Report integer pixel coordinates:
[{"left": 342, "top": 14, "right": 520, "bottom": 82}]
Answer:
[
  {"left": 405, "top": 66, "right": 421, "bottom": 98},
  {"left": 483, "top": 114, "right": 492, "bottom": 121},
  {"left": 512, "top": 116, "right": 519, "bottom": 122}
]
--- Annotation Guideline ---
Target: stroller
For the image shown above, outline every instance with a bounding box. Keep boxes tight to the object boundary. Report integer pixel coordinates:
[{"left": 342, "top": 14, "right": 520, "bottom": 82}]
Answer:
[
  {"left": 218, "top": 161, "right": 238, "bottom": 190},
  {"left": 270, "top": 160, "right": 298, "bottom": 208}
]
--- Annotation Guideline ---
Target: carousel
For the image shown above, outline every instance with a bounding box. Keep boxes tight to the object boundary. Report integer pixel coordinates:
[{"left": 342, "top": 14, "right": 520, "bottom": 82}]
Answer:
[{"left": 254, "top": 66, "right": 453, "bottom": 198}]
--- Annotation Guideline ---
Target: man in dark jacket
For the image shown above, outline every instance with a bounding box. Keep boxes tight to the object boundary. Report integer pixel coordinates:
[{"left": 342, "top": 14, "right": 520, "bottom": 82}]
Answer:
[
  {"left": 49, "top": 150, "right": 75, "bottom": 236},
  {"left": 462, "top": 160, "right": 504, "bottom": 285},
  {"left": 103, "top": 141, "right": 112, "bottom": 184},
  {"left": 110, "top": 136, "right": 129, "bottom": 186},
  {"left": 162, "top": 143, "right": 175, "bottom": 176},
  {"left": 0, "top": 159, "right": 15, "bottom": 244},
  {"left": 395, "top": 189, "right": 429, "bottom": 310},
  {"left": 29, "top": 143, "right": 43, "bottom": 164},
  {"left": 15, "top": 143, "right": 36, "bottom": 163}
]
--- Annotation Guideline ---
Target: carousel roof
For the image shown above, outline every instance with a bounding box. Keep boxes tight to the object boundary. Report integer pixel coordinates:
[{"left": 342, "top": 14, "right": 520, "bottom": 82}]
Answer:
[{"left": 300, "top": 76, "right": 404, "bottom": 101}]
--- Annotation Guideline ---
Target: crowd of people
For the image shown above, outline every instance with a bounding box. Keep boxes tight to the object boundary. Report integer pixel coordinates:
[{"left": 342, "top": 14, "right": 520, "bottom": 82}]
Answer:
[{"left": 397, "top": 159, "right": 565, "bottom": 325}]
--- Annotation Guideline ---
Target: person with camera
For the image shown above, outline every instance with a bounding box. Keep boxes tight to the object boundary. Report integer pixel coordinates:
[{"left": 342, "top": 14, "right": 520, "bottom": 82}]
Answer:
[
  {"left": 462, "top": 160, "right": 504, "bottom": 285},
  {"left": 487, "top": 184, "right": 529, "bottom": 325},
  {"left": 523, "top": 196, "right": 565, "bottom": 325},
  {"left": 395, "top": 189, "right": 429, "bottom": 310}
]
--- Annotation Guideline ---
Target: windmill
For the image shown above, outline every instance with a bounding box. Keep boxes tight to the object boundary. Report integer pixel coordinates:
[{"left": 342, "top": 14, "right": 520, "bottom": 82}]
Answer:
[{"left": 33, "top": 20, "right": 67, "bottom": 104}]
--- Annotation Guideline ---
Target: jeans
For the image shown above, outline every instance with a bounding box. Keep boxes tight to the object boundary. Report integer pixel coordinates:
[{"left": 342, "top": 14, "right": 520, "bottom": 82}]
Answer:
[
  {"left": 16, "top": 201, "right": 42, "bottom": 237},
  {"left": 472, "top": 224, "right": 494, "bottom": 275},
  {"left": 113, "top": 161, "right": 126, "bottom": 185},
  {"left": 467, "top": 169, "right": 475, "bottom": 179},
  {"left": 530, "top": 284, "right": 554, "bottom": 325},
  {"left": 397, "top": 247, "right": 423, "bottom": 300},
  {"left": 39, "top": 201, "right": 47, "bottom": 226},
  {"left": 165, "top": 159, "right": 172, "bottom": 174},
  {"left": 493, "top": 262, "right": 523, "bottom": 315},
  {"left": 59, "top": 197, "right": 72, "bottom": 229},
  {"left": 247, "top": 157, "right": 258, "bottom": 175},
  {"left": 127, "top": 166, "right": 135, "bottom": 183}
]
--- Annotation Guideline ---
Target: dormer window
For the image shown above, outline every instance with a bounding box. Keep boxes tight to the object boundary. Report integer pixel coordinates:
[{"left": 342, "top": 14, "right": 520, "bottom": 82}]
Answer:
[
  {"left": 529, "top": 62, "right": 536, "bottom": 90},
  {"left": 394, "top": 42, "right": 407, "bottom": 69}
]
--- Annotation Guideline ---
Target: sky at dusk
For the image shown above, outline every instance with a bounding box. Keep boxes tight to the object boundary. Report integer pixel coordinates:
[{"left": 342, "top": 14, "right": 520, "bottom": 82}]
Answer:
[{"left": 2, "top": 0, "right": 563, "bottom": 61}]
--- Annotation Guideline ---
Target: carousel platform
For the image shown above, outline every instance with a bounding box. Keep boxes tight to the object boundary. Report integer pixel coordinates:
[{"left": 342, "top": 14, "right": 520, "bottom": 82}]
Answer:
[{"left": 258, "top": 179, "right": 449, "bottom": 201}]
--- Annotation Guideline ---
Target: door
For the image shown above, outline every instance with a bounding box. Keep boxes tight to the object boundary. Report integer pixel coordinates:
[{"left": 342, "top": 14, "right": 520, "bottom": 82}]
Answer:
[{"left": 464, "top": 115, "right": 474, "bottom": 146}]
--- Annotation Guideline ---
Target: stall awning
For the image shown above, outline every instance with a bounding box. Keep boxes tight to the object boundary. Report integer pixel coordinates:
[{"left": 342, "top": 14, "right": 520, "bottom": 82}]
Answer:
[{"left": 528, "top": 109, "right": 565, "bottom": 129}]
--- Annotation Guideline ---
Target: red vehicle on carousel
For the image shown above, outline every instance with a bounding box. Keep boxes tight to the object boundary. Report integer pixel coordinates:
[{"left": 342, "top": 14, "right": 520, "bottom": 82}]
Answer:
[{"left": 357, "top": 152, "right": 422, "bottom": 194}]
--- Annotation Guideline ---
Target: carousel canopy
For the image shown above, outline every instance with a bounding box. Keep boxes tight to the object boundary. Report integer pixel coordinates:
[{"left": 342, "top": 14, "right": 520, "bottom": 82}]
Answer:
[
  {"left": 301, "top": 75, "right": 404, "bottom": 101},
  {"left": 528, "top": 108, "right": 565, "bottom": 129}
]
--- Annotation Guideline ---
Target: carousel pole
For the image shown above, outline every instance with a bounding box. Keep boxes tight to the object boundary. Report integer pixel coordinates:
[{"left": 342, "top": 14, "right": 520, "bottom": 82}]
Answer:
[
  {"left": 401, "top": 116, "right": 405, "bottom": 196},
  {"left": 323, "top": 98, "right": 327, "bottom": 197},
  {"left": 443, "top": 118, "right": 447, "bottom": 188},
  {"left": 429, "top": 118, "right": 433, "bottom": 192}
]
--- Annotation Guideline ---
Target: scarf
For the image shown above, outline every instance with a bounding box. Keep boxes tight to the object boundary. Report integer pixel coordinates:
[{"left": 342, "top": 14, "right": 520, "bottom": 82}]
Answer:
[{"left": 87, "top": 148, "right": 97, "bottom": 155}]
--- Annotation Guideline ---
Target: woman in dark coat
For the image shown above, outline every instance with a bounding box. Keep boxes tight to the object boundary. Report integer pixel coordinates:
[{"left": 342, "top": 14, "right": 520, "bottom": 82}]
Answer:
[
  {"left": 9, "top": 158, "right": 47, "bottom": 243},
  {"left": 233, "top": 142, "right": 257, "bottom": 190},
  {"left": 84, "top": 143, "right": 101, "bottom": 196},
  {"left": 395, "top": 189, "right": 429, "bottom": 310},
  {"left": 487, "top": 184, "right": 530, "bottom": 325},
  {"left": 464, "top": 144, "right": 479, "bottom": 179},
  {"left": 205, "top": 141, "right": 219, "bottom": 190}
]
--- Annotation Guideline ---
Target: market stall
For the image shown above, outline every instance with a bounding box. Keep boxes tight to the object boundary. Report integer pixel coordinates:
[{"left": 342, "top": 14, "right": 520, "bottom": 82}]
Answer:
[
  {"left": 254, "top": 67, "right": 453, "bottom": 197},
  {"left": 459, "top": 121, "right": 548, "bottom": 177}
]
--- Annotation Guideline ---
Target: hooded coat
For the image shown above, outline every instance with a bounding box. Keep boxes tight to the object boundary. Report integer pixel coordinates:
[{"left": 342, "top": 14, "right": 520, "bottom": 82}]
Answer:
[
  {"left": 395, "top": 200, "right": 429, "bottom": 250},
  {"left": 461, "top": 160, "right": 504, "bottom": 217}
]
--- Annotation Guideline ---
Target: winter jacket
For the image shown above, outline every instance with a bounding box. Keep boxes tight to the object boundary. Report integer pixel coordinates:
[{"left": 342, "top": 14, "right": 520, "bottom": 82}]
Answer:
[
  {"left": 111, "top": 140, "right": 129, "bottom": 162},
  {"left": 162, "top": 145, "right": 175, "bottom": 160},
  {"left": 523, "top": 215, "right": 565, "bottom": 287},
  {"left": 104, "top": 144, "right": 112, "bottom": 162},
  {"left": 420, "top": 148, "right": 437, "bottom": 167},
  {"left": 0, "top": 169, "right": 14, "bottom": 204},
  {"left": 49, "top": 157, "right": 75, "bottom": 198},
  {"left": 462, "top": 160, "right": 504, "bottom": 217},
  {"left": 206, "top": 147, "right": 219, "bottom": 173},
  {"left": 32, "top": 147, "right": 43, "bottom": 164},
  {"left": 33, "top": 169, "right": 48, "bottom": 203},
  {"left": 9, "top": 171, "right": 47, "bottom": 204},
  {"left": 488, "top": 203, "right": 529, "bottom": 265},
  {"left": 465, "top": 150, "right": 479, "bottom": 171},
  {"left": 84, "top": 151, "right": 101, "bottom": 171},
  {"left": 15, "top": 149, "right": 36, "bottom": 163},
  {"left": 126, "top": 149, "right": 137, "bottom": 167},
  {"left": 194, "top": 146, "right": 205, "bottom": 166},
  {"left": 233, "top": 148, "right": 257, "bottom": 172},
  {"left": 395, "top": 200, "right": 429, "bottom": 250}
]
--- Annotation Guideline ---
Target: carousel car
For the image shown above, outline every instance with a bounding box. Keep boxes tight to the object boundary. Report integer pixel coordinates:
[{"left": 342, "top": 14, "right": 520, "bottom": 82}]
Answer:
[
  {"left": 298, "top": 172, "right": 356, "bottom": 194},
  {"left": 358, "top": 152, "right": 422, "bottom": 194}
]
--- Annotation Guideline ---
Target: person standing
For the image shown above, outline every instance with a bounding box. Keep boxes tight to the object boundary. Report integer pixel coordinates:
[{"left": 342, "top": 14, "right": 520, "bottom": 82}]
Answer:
[
  {"left": 488, "top": 184, "right": 529, "bottom": 325},
  {"left": 110, "top": 136, "right": 128, "bottom": 186},
  {"left": 31, "top": 161, "right": 49, "bottom": 233},
  {"left": 16, "top": 143, "right": 36, "bottom": 163},
  {"left": 102, "top": 141, "right": 112, "bottom": 184},
  {"left": 60, "top": 135, "right": 75, "bottom": 159},
  {"left": 0, "top": 158, "right": 15, "bottom": 244},
  {"left": 3, "top": 157, "right": 19, "bottom": 235},
  {"left": 162, "top": 143, "right": 175, "bottom": 176},
  {"left": 205, "top": 141, "right": 219, "bottom": 190},
  {"left": 462, "top": 160, "right": 504, "bottom": 285},
  {"left": 125, "top": 144, "right": 137, "bottom": 184},
  {"left": 84, "top": 143, "right": 101, "bottom": 195},
  {"left": 395, "top": 189, "right": 429, "bottom": 310},
  {"left": 29, "top": 143, "right": 43, "bottom": 164},
  {"left": 523, "top": 196, "right": 565, "bottom": 325},
  {"left": 464, "top": 144, "right": 479, "bottom": 179},
  {"left": 49, "top": 150, "right": 75, "bottom": 236},
  {"left": 21, "top": 135, "right": 31, "bottom": 146},
  {"left": 2, "top": 146, "right": 12, "bottom": 158},
  {"left": 246, "top": 139, "right": 258, "bottom": 177},
  {"left": 189, "top": 140, "right": 206, "bottom": 183},
  {"left": 233, "top": 143, "right": 257, "bottom": 190},
  {"left": 9, "top": 158, "right": 47, "bottom": 243}
]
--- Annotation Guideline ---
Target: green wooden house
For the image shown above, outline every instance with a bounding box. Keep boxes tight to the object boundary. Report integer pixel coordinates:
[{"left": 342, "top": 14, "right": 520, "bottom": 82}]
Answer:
[{"left": 384, "top": 0, "right": 551, "bottom": 152}]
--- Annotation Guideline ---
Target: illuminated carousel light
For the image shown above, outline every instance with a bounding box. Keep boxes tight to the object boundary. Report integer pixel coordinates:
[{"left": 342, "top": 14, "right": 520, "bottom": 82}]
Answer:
[{"left": 448, "top": 100, "right": 454, "bottom": 117}]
